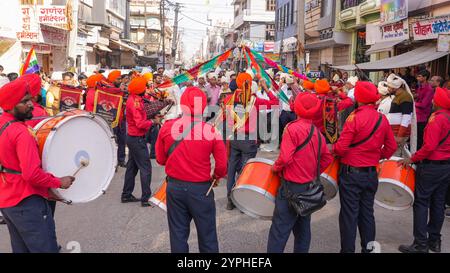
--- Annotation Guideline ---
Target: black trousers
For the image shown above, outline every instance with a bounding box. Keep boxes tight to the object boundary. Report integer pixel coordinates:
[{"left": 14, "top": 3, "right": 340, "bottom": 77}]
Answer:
[
  {"left": 113, "top": 118, "right": 127, "bottom": 164},
  {"left": 166, "top": 178, "right": 218, "bottom": 253},
  {"left": 123, "top": 135, "right": 152, "bottom": 202},
  {"left": 267, "top": 181, "right": 312, "bottom": 253},
  {"left": 145, "top": 124, "right": 160, "bottom": 157},
  {"left": 0, "top": 195, "right": 58, "bottom": 253},
  {"left": 279, "top": 110, "right": 296, "bottom": 146},
  {"left": 226, "top": 139, "right": 258, "bottom": 196},
  {"left": 417, "top": 122, "right": 427, "bottom": 150},
  {"left": 339, "top": 167, "right": 378, "bottom": 253},
  {"left": 413, "top": 163, "right": 450, "bottom": 244}
]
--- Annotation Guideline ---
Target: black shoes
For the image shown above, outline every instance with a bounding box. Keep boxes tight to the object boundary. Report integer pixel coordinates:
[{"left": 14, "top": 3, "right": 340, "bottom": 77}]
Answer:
[
  {"left": 226, "top": 197, "right": 235, "bottom": 210},
  {"left": 141, "top": 201, "right": 153, "bottom": 207},
  {"left": 118, "top": 161, "right": 127, "bottom": 168},
  {"left": 398, "top": 241, "right": 429, "bottom": 253},
  {"left": 121, "top": 195, "right": 141, "bottom": 203},
  {"left": 428, "top": 240, "right": 441, "bottom": 253}
]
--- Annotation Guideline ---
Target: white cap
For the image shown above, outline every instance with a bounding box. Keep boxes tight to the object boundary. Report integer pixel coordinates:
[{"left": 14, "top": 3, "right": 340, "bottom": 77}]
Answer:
[
  {"left": 285, "top": 76, "right": 294, "bottom": 84},
  {"left": 347, "top": 76, "right": 358, "bottom": 86},
  {"left": 221, "top": 77, "right": 229, "bottom": 84},
  {"left": 378, "top": 81, "right": 389, "bottom": 95},
  {"left": 163, "top": 70, "right": 175, "bottom": 78},
  {"left": 332, "top": 74, "right": 340, "bottom": 82},
  {"left": 245, "top": 69, "right": 255, "bottom": 79},
  {"left": 207, "top": 73, "right": 218, "bottom": 80},
  {"left": 265, "top": 68, "right": 274, "bottom": 78},
  {"left": 386, "top": 73, "right": 403, "bottom": 89}
]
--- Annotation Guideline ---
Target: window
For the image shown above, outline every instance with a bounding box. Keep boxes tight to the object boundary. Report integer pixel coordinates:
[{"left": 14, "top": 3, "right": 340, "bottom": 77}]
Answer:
[
  {"left": 291, "top": 0, "right": 295, "bottom": 25},
  {"left": 266, "top": 24, "right": 275, "bottom": 41},
  {"left": 242, "top": 0, "right": 247, "bottom": 10},
  {"left": 342, "top": 0, "right": 363, "bottom": 10},
  {"left": 286, "top": 3, "right": 290, "bottom": 27},
  {"left": 321, "top": 0, "right": 333, "bottom": 18},
  {"left": 266, "top": 0, "right": 276, "bottom": 11},
  {"left": 21, "top": 0, "right": 44, "bottom": 4}
]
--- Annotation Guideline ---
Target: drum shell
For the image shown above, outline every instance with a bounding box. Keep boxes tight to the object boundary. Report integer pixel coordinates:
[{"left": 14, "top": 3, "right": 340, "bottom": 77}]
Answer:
[
  {"left": 149, "top": 180, "right": 168, "bottom": 211},
  {"left": 319, "top": 158, "right": 340, "bottom": 200}
]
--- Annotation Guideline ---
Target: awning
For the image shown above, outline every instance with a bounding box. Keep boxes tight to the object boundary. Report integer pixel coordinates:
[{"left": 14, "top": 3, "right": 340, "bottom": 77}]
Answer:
[
  {"left": 332, "top": 44, "right": 449, "bottom": 71},
  {"left": 94, "top": 44, "right": 112, "bottom": 52},
  {"left": 305, "top": 31, "right": 352, "bottom": 50},
  {"left": 110, "top": 39, "right": 142, "bottom": 55},
  {"left": 365, "top": 40, "right": 404, "bottom": 55}
]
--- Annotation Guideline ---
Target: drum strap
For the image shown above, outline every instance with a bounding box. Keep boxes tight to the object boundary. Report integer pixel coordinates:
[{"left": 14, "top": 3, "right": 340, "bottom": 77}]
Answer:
[
  {"left": 294, "top": 124, "right": 315, "bottom": 154},
  {"left": 0, "top": 120, "right": 22, "bottom": 175},
  {"left": 349, "top": 114, "right": 382, "bottom": 148},
  {"left": 167, "top": 120, "right": 201, "bottom": 157},
  {"left": 438, "top": 112, "right": 450, "bottom": 146}
]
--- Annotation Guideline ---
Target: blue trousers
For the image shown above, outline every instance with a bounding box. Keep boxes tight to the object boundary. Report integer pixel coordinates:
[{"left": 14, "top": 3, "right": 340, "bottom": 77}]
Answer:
[
  {"left": 267, "top": 181, "right": 312, "bottom": 253},
  {"left": 145, "top": 124, "right": 159, "bottom": 157},
  {"left": 114, "top": 118, "right": 127, "bottom": 163},
  {"left": 279, "top": 110, "right": 296, "bottom": 145},
  {"left": 123, "top": 135, "right": 152, "bottom": 202},
  {"left": 226, "top": 140, "right": 258, "bottom": 196},
  {"left": 338, "top": 167, "right": 378, "bottom": 253},
  {"left": 0, "top": 195, "right": 58, "bottom": 253},
  {"left": 166, "top": 178, "right": 218, "bottom": 253},
  {"left": 413, "top": 163, "right": 450, "bottom": 244}
]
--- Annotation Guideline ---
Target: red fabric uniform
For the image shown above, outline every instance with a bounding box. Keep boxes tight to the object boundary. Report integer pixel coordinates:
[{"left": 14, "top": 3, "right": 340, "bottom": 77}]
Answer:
[
  {"left": 333, "top": 105, "right": 397, "bottom": 167},
  {"left": 273, "top": 118, "right": 333, "bottom": 184},
  {"left": 225, "top": 91, "right": 279, "bottom": 134},
  {"left": 25, "top": 102, "right": 49, "bottom": 128},
  {"left": 411, "top": 109, "right": 450, "bottom": 162},
  {"left": 0, "top": 112, "right": 61, "bottom": 208},
  {"left": 84, "top": 87, "right": 95, "bottom": 112},
  {"left": 155, "top": 116, "right": 227, "bottom": 182},
  {"left": 126, "top": 93, "right": 152, "bottom": 137},
  {"left": 312, "top": 92, "right": 353, "bottom": 134}
]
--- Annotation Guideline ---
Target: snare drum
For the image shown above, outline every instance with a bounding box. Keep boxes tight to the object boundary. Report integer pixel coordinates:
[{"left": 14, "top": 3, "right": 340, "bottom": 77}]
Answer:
[
  {"left": 149, "top": 180, "right": 168, "bottom": 211},
  {"left": 34, "top": 110, "right": 117, "bottom": 204},
  {"left": 231, "top": 158, "right": 281, "bottom": 220},
  {"left": 319, "top": 158, "right": 340, "bottom": 200},
  {"left": 375, "top": 156, "right": 415, "bottom": 211}
]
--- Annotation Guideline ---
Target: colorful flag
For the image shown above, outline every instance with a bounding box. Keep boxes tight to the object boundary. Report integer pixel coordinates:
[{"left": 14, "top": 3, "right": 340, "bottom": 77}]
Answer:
[{"left": 20, "top": 47, "right": 40, "bottom": 76}]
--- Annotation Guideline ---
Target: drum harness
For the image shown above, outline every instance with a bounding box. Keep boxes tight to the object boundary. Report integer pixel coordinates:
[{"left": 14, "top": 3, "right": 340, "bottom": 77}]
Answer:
[{"left": 0, "top": 120, "right": 22, "bottom": 176}]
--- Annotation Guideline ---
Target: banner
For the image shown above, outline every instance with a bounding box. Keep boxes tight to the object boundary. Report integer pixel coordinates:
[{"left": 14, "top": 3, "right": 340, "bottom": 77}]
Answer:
[
  {"left": 380, "top": 0, "right": 408, "bottom": 25},
  {"left": 323, "top": 97, "right": 338, "bottom": 144},
  {"left": 59, "top": 85, "right": 83, "bottom": 112},
  {"left": 412, "top": 14, "right": 450, "bottom": 41},
  {"left": 93, "top": 87, "right": 124, "bottom": 128}
]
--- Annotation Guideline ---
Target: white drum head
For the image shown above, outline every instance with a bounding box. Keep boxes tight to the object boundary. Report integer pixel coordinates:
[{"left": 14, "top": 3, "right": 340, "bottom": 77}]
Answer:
[
  {"left": 375, "top": 179, "right": 414, "bottom": 211},
  {"left": 39, "top": 114, "right": 117, "bottom": 203},
  {"left": 319, "top": 175, "right": 338, "bottom": 201},
  {"left": 231, "top": 186, "right": 275, "bottom": 220},
  {"left": 149, "top": 197, "right": 167, "bottom": 212}
]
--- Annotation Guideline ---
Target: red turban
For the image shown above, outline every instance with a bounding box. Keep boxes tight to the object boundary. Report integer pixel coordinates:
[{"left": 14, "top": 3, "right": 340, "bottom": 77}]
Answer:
[
  {"left": 314, "top": 79, "right": 330, "bottom": 94},
  {"left": 0, "top": 74, "right": 40, "bottom": 111},
  {"left": 180, "top": 87, "right": 207, "bottom": 116},
  {"left": 128, "top": 77, "right": 147, "bottom": 95},
  {"left": 303, "top": 80, "right": 315, "bottom": 91},
  {"left": 294, "top": 92, "right": 321, "bottom": 119},
  {"left": 354, "top": 81, "right": 380, "bottom": 104},
  {"left": 87, "top": 74, "right": 104, "bottom": 88},
  {"left": 108, "top": 70, "right": 121, "bottom": 83},
  {"left": 434, "top": 87, "right": 450, "bottom": 110}
]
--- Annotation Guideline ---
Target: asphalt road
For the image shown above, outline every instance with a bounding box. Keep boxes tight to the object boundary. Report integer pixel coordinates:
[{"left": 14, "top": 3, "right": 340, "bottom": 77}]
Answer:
[{"left": 1, "top": 150, "right": 449, "bottom": 253}]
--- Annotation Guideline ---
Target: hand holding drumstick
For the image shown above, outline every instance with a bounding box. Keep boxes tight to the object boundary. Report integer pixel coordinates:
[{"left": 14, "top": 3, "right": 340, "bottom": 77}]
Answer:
[
  {"left": 206, "top": 178, "right": 219, "bottom": 196},
  {"left": 59, "top": 159, "right": 89, "bottom": 189}
]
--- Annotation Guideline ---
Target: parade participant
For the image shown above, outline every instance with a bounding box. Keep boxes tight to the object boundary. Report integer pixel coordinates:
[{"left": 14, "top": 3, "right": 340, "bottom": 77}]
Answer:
[
  {"left": 84, "top": 74, "right": 105, "bottom": 112},
  {"left": 206, "top": 73, "right": 221, "bottom": 106},
  {"left": 279, "top": 76, "right": 297, "bottom": 145},
  {"left": 302, "top": 80, "right": 315, "bottom": 93},
  {"left": 268, "top": 93, "right": 333, "bottom": 253},
  {"left": 161, "top": 70, "right": 182, "bottom": 121},
  {"left": 332, "top": 81, "right": 397, "bottom": 253},
  {"left": 155, "top": 87, "right": 227, "bottom": 253},
  {"left": 78, "top": 74, "right": 88, "bottom": 90},
  {"left": 62, "top": 72, "right": 75, "bottom": 86},
  {"left": 107, "top": 70, "right": 122, "bottom": 88},
  {"left": 345, "top": 76, "right": 358, "bottom": 102},
  {"left": 256, "top": 78, "right": 275, "bottom": 151},
  {"left": 0, "top": 75, "right": 75, "bottom": 253},
  {"left": 225, "top": 73, "right": 279, "bottom": 210},
  {"left": 122, "top": 77, "right": 161, "bottom": 206},
  {"left": 376, "top": 81, "right": 392, "bottom": 116},
  {"left": 312, "top": 79, "right": 353, "bottom": 143},
  {"left": 7, "top": 72, "right": 18, "bottom": 82},
  {"left": 414, "top": 70, "right": 434, "bottom": 150},
  {"left": 398, "top": 87, "right": 450, "bottom": 253},
  {"left": 386, "top": 73, "right": 417, "bottom": 155},
  {"left": 218, "top": 76, "right": 232, "bottom": 106}
]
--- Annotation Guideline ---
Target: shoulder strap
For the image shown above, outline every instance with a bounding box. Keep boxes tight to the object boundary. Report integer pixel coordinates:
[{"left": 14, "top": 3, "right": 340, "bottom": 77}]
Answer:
[
  {"left": 0, "top": 120, "right": 18, "bottom": 136},
  {"left": 0, "top": 120, "right": 22, "bottom": 175},
  {"left": 167, "top": 120, "right": 200, "bottom": 157},
  {"left": 437, "top": 112, "right": 450, "bottom": 146},
  {"left": 294, "top": 124, "right": 315, "bottom": 154},
  {"left": 316, "top": 127, "right": 322, "bottom": 182},
  {"left": 349, "top": 114, "right": 383, "bottom": 148}
]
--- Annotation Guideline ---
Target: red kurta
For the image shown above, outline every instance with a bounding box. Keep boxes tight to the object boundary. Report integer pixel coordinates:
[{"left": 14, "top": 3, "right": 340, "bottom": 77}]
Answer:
[
  {"left": 0, "top": 113, "right": 61, "bottom": 208},
  {"left": 411, "top": 109, "right": 450, "bottom": 162},
  {"left": 333, "top": 104, "right": 397, "bottom": 167},
  {"left": 273, "top": 118, "right": 333, "bottom": 184},
  {"left": 156, "top": 116, "right": 227, "bottom": 182},
  {"left": 126, "top": 94, "right": 153, "bottom": 137}
]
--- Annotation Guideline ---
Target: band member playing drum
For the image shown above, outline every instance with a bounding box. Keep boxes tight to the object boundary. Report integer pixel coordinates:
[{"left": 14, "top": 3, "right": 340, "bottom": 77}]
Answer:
[
  {"left": 398, "top": 87, "right": 450, "bottom": 253},
  {"left": 155, "top": 87, "right": 227, "bottom": 253},
  {"left": 122, "top": 77, "right": 161, "bottom": 206},
  {"left": 268, "top": 93, "right": 333, "bottom": 253},
  {"left": 0, "top": 74, "right": 75, "bottom": 253},
  {"left": 25, "top": 74, "right": 48, "bottom": 128},
  {"left": 332, "top": 81, "right": 396, "bottom": 253}
]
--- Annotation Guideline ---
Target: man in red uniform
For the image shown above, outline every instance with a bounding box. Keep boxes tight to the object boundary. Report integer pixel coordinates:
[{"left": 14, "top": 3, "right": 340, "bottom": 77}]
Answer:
[
  {"left": 156, "top": 87, "right": 227, "bottom": 253},
  {"left": 332, "top": 81, "right": 397, "bottom": 253},
  {"left": 122, "top": 77, "right": 160, "bottom": 206},
  {"left": 398, "top": 87, "right": 450, "bottom": 253},
  {"left": 0, "top": 74, "right": 74, "bottom": 253},
  {"left": 24, "top": 74, "right": 48, "bottom": 128},
  {"left": 84, "top": 74, "right": 104, "bottom": 112},
  {"left": 268, "top": 92, "right": 333, "bottom": 253},
  {"left": 225, "top": 74, "right": 279, "bottom": 210}
]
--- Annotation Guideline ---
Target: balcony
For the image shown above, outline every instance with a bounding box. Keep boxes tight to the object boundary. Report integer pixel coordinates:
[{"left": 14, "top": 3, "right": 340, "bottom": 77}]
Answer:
[
  {"left": 357, "top": 0, "right": 380, "bottom": 25},
  {"left": 339, "top": 0, "right": 361, "bottom": 30},
  {"left": 233, "top": 9, "right": 275, "bottom": 29}
]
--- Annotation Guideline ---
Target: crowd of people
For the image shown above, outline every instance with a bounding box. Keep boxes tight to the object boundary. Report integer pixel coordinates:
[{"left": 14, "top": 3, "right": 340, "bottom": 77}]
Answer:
[{"left": 0, "top": 61, "right": 449, "bottom": 254}]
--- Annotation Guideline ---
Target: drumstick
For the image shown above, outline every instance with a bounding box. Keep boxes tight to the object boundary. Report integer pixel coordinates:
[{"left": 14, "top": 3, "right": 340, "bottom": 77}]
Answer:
[
  {"left": 72, "top": 159, "right": 89, "bottom": 177},
  {"left": 206, "top": 179, "right": 217, "bottom": 196}
]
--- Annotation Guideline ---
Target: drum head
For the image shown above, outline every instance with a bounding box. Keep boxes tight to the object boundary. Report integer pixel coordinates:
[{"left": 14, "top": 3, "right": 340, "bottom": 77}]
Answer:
[
  {"left": 375, "top": 179, "right": 414, "bottom": 211},
  {"left": 319, "top": 175, "right": 338, "bottom": 201},
  {"left": 41, "top": 114, "right": 117, "bottom": 203},
  {"left": 231, "top": 186, "right": 275, "bottom": 220}
]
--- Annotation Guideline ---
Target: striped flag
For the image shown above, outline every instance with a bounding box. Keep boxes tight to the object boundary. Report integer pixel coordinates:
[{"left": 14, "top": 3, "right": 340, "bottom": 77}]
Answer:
[{"left": 20, "top": 47, "right": 40, "bottom": 75}]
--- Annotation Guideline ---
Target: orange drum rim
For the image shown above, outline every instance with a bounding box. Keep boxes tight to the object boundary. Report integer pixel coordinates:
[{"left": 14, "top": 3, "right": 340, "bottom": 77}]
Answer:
[{"left": 150, "top": 181, "right": 168, "bottom": 212}]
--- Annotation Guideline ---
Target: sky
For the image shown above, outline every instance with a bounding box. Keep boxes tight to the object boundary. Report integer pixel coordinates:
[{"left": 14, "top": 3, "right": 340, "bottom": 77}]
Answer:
[{"left": 166, "top": 0, "right": 234, "bottom": 61}]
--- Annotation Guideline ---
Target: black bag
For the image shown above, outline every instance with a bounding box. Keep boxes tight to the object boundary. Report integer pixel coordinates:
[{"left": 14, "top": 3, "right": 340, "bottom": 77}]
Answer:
[{"left": 283, "top": 125, "right": 327, "bottom": 217}]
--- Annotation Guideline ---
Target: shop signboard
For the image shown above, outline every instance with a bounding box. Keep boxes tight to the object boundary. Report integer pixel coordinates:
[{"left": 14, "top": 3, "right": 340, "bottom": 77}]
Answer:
[
  {"left": 413, "top": 14, "right": 450, "bottom": 41},
  {"left": 380, "top": 0, "right": 408, "bottom": 25}
]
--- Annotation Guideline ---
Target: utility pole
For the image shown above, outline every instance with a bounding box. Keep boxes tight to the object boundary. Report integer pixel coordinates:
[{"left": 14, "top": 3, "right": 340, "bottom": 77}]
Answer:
[
  {"left": 160, "top": 0, "right": 166, "bottom": 68},
  {"left": 279, "top": 16, "right": 285, "bottom": 66},
  {"left": 171, "top": 2, "right": 180, "bottom": 64}
]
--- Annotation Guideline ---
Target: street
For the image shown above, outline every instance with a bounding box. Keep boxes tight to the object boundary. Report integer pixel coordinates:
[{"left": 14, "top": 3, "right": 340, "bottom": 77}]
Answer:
[{"left": 1, "top": 150, "right": 448, "bottom": 253}]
